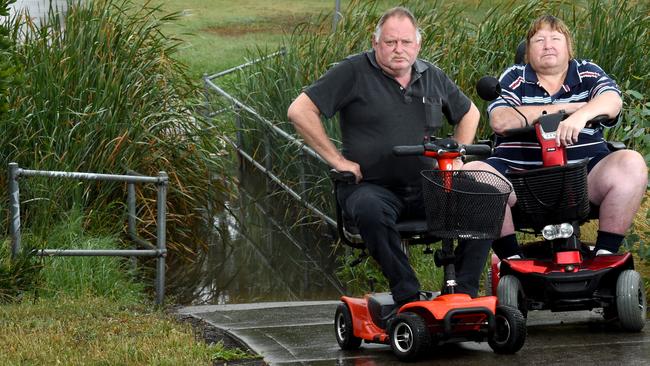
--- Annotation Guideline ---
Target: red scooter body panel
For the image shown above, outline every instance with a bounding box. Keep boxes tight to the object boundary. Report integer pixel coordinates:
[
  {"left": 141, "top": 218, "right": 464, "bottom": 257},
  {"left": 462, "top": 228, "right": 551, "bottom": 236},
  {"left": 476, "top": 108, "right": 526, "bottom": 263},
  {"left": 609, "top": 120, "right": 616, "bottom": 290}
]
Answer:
[
  {"left": 341, "top": 293, "right": 497, "bottom": 343},
  {"left": 536, "top": 122, "right": 567, "bottom": 167},
  {"left": 341, "top": 296, "right": 387, "bottom": 342},
  {"left": 504, "top": 252, "right": 632, "bottom": 274}
]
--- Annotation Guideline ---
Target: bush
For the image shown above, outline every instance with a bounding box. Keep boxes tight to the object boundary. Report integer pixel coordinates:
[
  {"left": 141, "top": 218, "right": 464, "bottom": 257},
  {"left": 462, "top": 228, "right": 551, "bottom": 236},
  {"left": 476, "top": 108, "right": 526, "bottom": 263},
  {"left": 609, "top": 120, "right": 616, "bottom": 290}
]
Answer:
[{"left": 1, "top": 0, "right": 230, "bottom": 259}]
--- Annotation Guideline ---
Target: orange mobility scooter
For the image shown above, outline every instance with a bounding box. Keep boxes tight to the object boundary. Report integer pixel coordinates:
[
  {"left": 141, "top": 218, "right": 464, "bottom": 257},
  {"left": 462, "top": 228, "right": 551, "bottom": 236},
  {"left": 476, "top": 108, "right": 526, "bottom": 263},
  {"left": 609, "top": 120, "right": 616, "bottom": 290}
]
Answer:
[{"left": 332, "top": 139, "right": 526, "bottom": 361}]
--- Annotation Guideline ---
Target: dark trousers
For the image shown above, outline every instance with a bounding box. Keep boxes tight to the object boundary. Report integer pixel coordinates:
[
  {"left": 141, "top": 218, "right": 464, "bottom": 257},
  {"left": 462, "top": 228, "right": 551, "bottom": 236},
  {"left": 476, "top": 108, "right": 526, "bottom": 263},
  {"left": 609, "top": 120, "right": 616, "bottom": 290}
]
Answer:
[
  {"left": 337, "top": 182, "right": 491, "bottom": 300},
  {"left": 454, "top": 238, "right": 491, "bottom": 297}
]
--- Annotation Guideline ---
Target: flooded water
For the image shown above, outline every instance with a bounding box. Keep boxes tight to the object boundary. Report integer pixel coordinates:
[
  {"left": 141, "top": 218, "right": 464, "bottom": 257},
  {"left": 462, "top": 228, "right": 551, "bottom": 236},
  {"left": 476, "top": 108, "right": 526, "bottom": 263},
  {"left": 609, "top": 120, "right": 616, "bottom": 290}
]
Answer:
[
  {"left": 8, "top": 0, "right": 68, "bottom": 21},
  {"left": 166, "top": 161, "right": 346, "bottom": 305}
]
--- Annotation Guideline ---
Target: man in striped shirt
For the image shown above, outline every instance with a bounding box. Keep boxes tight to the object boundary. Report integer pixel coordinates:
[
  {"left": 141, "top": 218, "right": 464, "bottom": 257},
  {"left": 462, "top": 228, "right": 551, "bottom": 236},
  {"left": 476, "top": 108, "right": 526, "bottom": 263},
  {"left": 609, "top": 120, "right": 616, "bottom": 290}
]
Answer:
[{"left": 465, "top": 15, "right": 647, "bottom": 259}]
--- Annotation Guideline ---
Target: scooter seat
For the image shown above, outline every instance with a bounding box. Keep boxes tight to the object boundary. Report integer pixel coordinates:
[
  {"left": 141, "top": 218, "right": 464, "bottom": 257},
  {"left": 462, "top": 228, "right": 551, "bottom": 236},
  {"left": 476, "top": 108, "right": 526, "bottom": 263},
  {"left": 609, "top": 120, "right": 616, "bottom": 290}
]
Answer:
[
  {"left": 368, "top": 293, "right": 396, "bottom": 330},
  {"left": 343, "top": 218, "right": 428, "bottom": 236}
]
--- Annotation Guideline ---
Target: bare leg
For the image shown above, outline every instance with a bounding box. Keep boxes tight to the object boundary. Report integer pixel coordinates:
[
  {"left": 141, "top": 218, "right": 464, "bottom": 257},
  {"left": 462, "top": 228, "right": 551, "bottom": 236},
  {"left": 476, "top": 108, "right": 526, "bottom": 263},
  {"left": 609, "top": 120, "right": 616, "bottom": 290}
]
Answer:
[{"left": 587, "top": 150, "right": 647, "bottom": 234}]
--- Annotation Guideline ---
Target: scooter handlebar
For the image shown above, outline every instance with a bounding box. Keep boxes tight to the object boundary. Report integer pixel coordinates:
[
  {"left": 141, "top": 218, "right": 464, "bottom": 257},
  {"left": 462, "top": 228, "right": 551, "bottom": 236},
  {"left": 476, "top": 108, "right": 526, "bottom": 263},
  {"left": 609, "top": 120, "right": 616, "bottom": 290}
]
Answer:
[
  {"left": 329, "top": 169, "right": 356, "bottom": 184},
  {"left": 463, "top": 144, "right": 492, "bottom": 156},
  {"left": 393, "top": 145, "right": 425, "bottom": 156},
  {"left": 393, "top": 143, "right": 492, "bottom": 157},
  {"left": 503, "top": 113, "right": 612, "bottom": 137},
  {"left": 502, "top": 125, "right": 536, "bottom": 138}
]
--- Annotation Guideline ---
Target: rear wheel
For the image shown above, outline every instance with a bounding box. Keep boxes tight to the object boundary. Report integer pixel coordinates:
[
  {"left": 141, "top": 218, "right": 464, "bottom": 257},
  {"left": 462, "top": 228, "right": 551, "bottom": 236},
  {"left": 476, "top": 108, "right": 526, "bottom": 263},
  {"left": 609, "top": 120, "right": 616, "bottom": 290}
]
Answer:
[
  {"left": 334, "top": 303, "right": 362, "bottom": 349},
  {"left": 497, "top": 275, "right": 527, "bottom": 318},
  {"left": 389, "top": 312, "right": 431, "bottom": 361},
  {"left": 488, "top": 305, "right": 527, "bottom": 354},
  {"left": 616, "top": 270, "right": 646, "bottom": 332}
]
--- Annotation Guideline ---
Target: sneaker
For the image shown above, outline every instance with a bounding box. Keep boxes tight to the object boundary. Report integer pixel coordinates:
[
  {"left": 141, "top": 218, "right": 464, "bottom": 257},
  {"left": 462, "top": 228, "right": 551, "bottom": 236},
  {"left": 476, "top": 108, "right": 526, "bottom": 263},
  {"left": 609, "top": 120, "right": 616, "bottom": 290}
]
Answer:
[{"left": 595, "top": 249, "right": 613, "bottom": 256}]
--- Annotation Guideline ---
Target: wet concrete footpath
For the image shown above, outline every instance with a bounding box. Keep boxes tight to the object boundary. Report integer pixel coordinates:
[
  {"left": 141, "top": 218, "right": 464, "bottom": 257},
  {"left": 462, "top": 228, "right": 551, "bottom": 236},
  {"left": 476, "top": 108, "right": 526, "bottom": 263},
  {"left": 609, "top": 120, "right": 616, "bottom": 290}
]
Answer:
[{"left": 177, "top": 301, "right": 650, "bottom": 365}]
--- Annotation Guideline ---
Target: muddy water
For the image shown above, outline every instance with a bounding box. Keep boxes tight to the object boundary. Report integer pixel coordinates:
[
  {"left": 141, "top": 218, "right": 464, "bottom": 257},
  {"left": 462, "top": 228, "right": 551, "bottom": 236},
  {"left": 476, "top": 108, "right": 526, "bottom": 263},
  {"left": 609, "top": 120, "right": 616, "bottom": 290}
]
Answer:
[{"left": 166, "top": 161, "right": 345, "bottom": 305}]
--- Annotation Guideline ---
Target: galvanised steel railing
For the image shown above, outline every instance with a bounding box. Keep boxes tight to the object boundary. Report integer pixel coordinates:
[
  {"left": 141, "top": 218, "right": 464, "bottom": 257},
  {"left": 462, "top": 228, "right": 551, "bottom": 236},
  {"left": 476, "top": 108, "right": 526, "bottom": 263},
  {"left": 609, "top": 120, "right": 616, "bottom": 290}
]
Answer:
[
  {"left": 203, "top": 50, "right": 337, "bottom": 228},
  {"left": 8, "top": 162, "right": 169, "bottom": 305}
]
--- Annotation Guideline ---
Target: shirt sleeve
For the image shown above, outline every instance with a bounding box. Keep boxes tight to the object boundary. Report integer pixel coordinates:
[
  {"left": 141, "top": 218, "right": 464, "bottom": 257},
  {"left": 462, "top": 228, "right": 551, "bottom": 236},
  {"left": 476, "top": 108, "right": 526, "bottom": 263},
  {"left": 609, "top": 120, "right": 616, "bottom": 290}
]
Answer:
[
  {"left": 439, "top": 72, "right": 471, "bottom": 125},
  {"left": 582, "top": 61, "right": 621, "bottom": 99},
  {"left": 581, "top": 60, "right": 621, "bottom": 127},
  {"left": 303, "top": 59, "right": 356, "bottom": 119}
]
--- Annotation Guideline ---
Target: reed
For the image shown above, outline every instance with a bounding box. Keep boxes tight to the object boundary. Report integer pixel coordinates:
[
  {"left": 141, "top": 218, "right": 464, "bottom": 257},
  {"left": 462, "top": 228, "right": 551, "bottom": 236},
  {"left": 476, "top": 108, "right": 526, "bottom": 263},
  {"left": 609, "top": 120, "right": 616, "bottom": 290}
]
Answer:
[
  {"left": 223, "top": 0, "right": 649, "bottom": 290},
  {"left": 232, "top": 0, "right": 648, "bottom": 143},
  {"left": 1, "top": 0, "right": 229, "bottom": 259}
]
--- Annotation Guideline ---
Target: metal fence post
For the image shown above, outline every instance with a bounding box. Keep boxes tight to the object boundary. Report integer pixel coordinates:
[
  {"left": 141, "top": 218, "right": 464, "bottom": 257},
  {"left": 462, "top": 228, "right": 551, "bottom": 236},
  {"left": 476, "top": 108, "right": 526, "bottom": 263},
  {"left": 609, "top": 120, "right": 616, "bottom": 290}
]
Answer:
[
  {"left": 332, "top": 0, "right": 341, "bottom": 32},
  {"left": 128, "top": 183, "right": 136, "bottom": 238},
  {"left": 298, "top": 149, "right": 308, "bottom": 196},
  {"left": 155, "top": 171, "right": 168, "bottom": 306},
  {"left": 8, "top": 162, "right": 21, "bottom": 259},
  {"left": 203, "top": 73, "right": 210, "bottom": 116}
]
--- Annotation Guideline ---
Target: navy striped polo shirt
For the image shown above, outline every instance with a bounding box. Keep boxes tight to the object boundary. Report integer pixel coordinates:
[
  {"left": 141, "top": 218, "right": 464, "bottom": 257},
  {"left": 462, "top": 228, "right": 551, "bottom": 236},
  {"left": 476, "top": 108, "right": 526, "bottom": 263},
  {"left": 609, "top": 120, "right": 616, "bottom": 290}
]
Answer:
[{"left": 487, "top": 59, "right": 620, "bottom": 171}]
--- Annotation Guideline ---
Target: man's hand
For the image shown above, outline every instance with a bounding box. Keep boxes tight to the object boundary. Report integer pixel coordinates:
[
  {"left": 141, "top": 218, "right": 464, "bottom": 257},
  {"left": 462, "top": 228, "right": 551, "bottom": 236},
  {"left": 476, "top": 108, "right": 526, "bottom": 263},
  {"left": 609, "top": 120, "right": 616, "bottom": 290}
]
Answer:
[{"left": 332, "top": 158, "right": 362, "bottom": 183}]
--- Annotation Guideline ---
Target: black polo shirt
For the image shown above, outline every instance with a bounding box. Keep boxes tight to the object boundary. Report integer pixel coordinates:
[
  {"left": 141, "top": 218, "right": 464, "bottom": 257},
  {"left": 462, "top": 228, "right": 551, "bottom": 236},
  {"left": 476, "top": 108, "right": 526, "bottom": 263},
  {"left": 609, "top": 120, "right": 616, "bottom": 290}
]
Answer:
[{"left": 304, "top": 50, "right": 471, "bottom": 188}]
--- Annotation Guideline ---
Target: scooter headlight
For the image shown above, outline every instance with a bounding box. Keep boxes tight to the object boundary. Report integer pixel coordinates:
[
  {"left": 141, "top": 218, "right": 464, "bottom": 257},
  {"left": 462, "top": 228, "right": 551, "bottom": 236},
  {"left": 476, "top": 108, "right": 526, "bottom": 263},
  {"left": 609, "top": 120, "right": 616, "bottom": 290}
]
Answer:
[
  {"left": 559, "top": 223, "right": 574, "bottom": 238},
  {"left": 542, "top": 225, "right": 559, "bottom": 240},
  {"left": 542, "top": 223, "right": 574, "bottom": 240}
]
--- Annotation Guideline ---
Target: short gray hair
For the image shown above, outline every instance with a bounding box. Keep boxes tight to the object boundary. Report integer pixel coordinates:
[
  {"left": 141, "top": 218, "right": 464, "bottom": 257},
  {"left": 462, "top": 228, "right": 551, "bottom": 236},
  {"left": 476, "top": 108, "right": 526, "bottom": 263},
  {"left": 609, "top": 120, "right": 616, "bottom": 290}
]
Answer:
[{"left": 373, "top": 7, "right": 422, "bottom": 44}]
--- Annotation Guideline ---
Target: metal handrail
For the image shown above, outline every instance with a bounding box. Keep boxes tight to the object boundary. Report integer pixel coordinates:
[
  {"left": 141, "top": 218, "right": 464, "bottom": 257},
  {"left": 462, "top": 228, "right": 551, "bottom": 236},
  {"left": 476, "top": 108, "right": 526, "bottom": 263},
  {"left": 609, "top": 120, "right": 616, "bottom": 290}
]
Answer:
[
  {"left": 203, "top": 50, "right": 337, "bottom": 228},
  {"left": 8, "top": 162, "right": 169, "bottom": 305}
]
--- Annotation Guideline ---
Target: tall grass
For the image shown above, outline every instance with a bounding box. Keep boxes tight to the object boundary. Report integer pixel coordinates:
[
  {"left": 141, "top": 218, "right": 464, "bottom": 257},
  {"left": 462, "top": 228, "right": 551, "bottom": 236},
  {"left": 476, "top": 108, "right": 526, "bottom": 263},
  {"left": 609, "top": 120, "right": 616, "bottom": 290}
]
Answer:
[
  {"left": 228, "top": 0, "right": 649, "bottom": 211},
  {"left": 1, "top": 0, "right": 229, "bottom": 259},
  {"left": 221, "top": 0, "right": 649, "bottom": 290}
]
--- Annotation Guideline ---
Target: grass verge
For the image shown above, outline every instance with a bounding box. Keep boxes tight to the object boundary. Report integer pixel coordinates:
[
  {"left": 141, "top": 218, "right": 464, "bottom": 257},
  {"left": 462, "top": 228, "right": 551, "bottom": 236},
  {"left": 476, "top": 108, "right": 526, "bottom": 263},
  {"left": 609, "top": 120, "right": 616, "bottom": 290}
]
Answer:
[
  {"left": 0, "top": 295, "right": 259, "bottom": 365},
  {"left": 0, "top": 212, "right": 261, "bottom": 365}
]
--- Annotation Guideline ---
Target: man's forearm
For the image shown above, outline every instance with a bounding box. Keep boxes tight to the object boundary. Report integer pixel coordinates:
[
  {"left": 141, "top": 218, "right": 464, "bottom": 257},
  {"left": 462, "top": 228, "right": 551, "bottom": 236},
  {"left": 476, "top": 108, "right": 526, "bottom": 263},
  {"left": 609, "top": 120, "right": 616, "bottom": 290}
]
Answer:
[
  {"left": 490, "top": 102, "right": 585, "bottom": 134},
  {"left": 287, "top": 93, "right": 346, "bottom": 168},
  {"left": 453, "top": 103, "right": 480, "bottom": 145}
]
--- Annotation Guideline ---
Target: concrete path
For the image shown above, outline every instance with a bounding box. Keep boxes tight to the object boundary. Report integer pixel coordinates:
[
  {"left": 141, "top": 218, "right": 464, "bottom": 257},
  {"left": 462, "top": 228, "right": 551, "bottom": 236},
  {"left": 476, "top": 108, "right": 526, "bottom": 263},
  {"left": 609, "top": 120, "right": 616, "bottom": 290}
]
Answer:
[{"left": 177, "top": 301, "right": 649, "bottom": 365}]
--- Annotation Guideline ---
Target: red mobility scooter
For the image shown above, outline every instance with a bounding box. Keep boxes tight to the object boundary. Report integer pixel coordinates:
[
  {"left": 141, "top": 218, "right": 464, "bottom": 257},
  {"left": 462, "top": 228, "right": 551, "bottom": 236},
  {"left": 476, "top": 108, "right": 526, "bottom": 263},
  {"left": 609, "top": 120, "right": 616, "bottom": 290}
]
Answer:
[
  {"left": 477, "top": 76, "right": 647, "bottom": 332},
  {"left": 332, "top": 139, "right": 526, "bottom": 361}
]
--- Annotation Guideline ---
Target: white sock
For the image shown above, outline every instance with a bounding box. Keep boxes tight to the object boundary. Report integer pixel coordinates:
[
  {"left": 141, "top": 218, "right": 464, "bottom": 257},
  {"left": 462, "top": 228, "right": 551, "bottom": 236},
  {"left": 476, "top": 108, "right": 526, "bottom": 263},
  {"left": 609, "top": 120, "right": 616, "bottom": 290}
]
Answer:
[{"left": 596, "top": 249, "right": 613, "bottom": 256}]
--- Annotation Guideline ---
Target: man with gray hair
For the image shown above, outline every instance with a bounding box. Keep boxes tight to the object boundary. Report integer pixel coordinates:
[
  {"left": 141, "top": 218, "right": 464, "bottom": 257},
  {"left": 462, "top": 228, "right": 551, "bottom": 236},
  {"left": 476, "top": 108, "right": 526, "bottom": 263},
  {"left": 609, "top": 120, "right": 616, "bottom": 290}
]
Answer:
[{"left": 288, "top": 7, "right": 486, "bottom": 306}]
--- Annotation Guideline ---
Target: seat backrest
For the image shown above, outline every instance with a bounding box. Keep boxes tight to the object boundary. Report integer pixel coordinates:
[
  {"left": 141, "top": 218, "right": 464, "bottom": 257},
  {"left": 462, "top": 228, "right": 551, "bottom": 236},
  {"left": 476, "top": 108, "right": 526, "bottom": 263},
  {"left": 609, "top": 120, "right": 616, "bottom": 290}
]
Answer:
[
  {"left": 515, "top": 40, "right": 526, "bottom": 64},
  {"left": 330, "top": 169, "right": 439, "bottom": 248}
]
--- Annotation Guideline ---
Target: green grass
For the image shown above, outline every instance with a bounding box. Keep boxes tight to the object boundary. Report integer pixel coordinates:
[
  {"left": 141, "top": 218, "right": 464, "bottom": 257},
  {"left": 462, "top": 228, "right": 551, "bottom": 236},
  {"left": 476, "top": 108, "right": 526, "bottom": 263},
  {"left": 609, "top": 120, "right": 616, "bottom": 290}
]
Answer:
[
  {"left": 135, "top": 0, "right": 493, "bottom": 78},
  {"left": 134, "top": 0, "right": 356, "bottom": 77},
  {"left": 0, "top": 210, "right": 259, "bottom": 364},
  {"left": 0, "top": 295, "right": 256, "bottom": 365}
]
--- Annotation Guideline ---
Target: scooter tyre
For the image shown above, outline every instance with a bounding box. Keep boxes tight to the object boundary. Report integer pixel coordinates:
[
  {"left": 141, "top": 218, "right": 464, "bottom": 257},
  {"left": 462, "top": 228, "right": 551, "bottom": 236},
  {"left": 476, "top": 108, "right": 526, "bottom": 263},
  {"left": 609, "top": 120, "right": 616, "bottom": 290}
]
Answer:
[
  {"left": 488, "top": 305, "right": 527, "bottom": 354},
  {"left": 334, "top": 302, "right": 362, "bottom": 349},
  {"left": 497, "top": 274, "right": 527, "bottom": 318},
  {"left": 616, "top": 270, "right": 646, "bottom": 332},
  {"left": 389, "top": 312, "right": 430, "bottom": 361}
]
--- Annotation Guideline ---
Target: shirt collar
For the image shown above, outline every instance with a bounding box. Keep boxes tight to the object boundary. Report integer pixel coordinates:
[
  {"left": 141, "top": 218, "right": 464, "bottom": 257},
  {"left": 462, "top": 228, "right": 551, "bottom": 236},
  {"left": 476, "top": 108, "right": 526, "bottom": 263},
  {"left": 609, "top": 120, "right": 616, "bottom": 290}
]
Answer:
[
  {"left": 523, "top": 59, "right": 581, "bottom": 87},
  {"left": 366, "top": 50, "right": 429, "bottom": 77}
]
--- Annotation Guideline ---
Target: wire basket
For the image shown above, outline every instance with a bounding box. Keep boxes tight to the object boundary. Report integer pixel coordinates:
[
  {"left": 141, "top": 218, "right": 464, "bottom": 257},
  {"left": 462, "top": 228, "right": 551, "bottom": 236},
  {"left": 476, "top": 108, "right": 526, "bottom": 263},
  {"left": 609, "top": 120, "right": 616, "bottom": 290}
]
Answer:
[
  {"left": 421, "top": 170, "right": 512, "bottom": 240},
  {"left": 507, "top": 161, "right": 590, "bottom": 229}
]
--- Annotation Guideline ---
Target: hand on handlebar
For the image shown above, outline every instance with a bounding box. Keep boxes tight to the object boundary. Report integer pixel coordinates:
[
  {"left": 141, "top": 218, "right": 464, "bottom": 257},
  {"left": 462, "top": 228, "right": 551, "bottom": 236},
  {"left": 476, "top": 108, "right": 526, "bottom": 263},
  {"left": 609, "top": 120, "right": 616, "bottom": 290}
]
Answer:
[
  {"left": 332, "top": 158, "right": 362, "bottom": 183},
  {"left": 556, "top": 113, "right": 586, "bottom": 147}
]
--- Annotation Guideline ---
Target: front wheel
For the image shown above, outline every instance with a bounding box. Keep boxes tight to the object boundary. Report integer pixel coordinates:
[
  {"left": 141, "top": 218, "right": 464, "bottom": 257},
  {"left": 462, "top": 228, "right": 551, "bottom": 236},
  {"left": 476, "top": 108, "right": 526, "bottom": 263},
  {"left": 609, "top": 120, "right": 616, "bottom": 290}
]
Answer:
[
  {"left": 616, "top": 270, "right": 646, "bottom": 332},
  {"left": 488, "top": 305, "right": 527, "bottom": 354},
  {"left": 389, "top": 312, "right": 431, "bottom": 361},
  {"left": 334, "top": 303, "right": 362, "bottom": 349}
]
